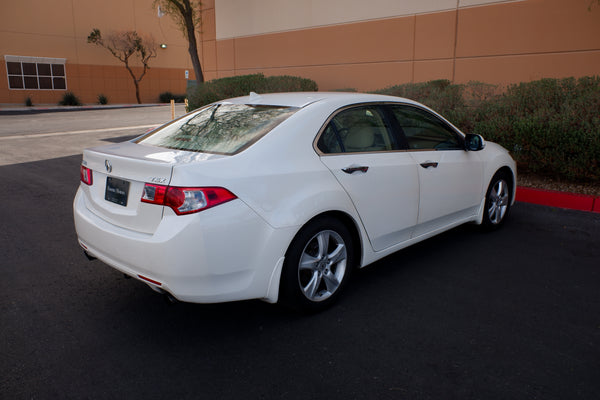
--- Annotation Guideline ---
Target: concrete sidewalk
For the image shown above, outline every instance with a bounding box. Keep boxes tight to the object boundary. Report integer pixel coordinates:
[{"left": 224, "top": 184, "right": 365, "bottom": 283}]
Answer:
[{"left": 0, "top": 103, "right": 180, "bottom": 115}]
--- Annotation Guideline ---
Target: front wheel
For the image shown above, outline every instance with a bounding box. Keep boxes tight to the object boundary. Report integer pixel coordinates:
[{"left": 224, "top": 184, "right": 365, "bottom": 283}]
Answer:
[
  {"left": 279, "top": 217, "right": 354, "bottom": 312},
  {"left": 482, "top": 171, "right": 512, "bottom": 230}
]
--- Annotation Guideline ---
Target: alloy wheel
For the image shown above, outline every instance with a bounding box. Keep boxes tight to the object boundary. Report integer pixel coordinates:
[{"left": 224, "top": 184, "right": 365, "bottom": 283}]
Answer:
[
  {"left": 298, "top": 230, "right": 347, "bottom": 302},
  {"left": 488, "top": 178, "right": 509, "bottom": 225}
]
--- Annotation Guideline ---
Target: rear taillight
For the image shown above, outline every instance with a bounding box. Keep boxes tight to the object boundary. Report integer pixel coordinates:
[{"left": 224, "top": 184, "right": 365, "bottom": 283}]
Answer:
[
  {"left": 80, "top": 165, "right": 93, "bottom": 185},
  {"left": 141, "top": 183, "right": 167, "bottom": 204},
  {"left": 141, "top": 184, "right": 236, "bottom": 215}
]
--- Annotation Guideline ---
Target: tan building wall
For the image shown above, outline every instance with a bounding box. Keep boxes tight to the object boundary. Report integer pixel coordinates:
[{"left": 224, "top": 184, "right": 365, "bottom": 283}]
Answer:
[
  {"left": 2, "top": 0, "right": 599, "bottom": 104},
  {"left": 203, "top": 0, "right": 600, "bottom": 91},
  {"left": 0, "top": 0, "right": 208, "bottom": 105}
]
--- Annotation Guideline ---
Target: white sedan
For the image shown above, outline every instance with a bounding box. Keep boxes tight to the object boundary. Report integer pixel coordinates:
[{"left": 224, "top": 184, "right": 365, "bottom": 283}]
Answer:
[{"left": 74, "top": 92, "right": 516, "bottom": 311}]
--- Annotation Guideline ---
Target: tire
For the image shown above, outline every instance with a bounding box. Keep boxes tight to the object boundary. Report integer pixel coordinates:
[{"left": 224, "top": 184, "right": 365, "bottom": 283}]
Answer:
[
  {"left": 279, "top": 216, "right": 355, "bottom": 312},
  {"left": 481, "top": 171, "right": 512, "bottom": 230}
]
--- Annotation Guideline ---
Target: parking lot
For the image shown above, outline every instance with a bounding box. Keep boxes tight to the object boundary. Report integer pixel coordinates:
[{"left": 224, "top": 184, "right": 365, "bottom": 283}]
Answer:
[{"left": 1, "top": 107, "right": 599, "bottom": 399}]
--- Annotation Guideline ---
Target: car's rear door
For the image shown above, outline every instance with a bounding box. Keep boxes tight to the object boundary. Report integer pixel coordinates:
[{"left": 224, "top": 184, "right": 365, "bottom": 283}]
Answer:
[{"left": 317, "top": 104, "right": 419, "bottom": 252}]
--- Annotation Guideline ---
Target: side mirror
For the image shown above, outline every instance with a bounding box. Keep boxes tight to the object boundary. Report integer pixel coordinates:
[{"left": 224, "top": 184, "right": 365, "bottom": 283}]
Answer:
[{"left": 465, "top": 134, "right": 485, "bottom": 151}]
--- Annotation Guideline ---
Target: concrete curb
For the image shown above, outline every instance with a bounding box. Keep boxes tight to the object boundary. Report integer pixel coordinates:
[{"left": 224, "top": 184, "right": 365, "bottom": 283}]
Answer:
[
  {"left": 516, "top": 186, "right": 600, "bottom": 213},
  {"left": 0, "top": 103, "right": 177, "bottom": 115}
]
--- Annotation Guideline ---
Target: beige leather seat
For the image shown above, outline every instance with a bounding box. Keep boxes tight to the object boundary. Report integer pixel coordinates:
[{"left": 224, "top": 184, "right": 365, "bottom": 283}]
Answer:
[
  {"left": 344, "top": 126, "right": 375, "bottom": 152},
  {"left": 344, "top": 126, "right": 390, "bottom": 152}
]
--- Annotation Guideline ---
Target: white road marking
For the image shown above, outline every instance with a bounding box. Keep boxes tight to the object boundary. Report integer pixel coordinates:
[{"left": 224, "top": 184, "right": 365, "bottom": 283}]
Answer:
[{"left": 0, "top": 124, "right": 158, "bottom": 141}]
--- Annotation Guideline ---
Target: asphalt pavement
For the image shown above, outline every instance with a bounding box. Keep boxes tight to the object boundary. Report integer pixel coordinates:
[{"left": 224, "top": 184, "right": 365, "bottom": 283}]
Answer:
[{"left": 1, "top": 107, "right": 599, "bottom": 399}]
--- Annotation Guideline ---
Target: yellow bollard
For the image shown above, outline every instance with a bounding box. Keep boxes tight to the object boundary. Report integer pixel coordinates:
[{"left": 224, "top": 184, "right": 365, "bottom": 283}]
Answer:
[
  {"left": 185, "top": 98, "right": 188, "bottom": 113},
  {"left": 170, "top": 99, "right": 175, "bottom": 120}
]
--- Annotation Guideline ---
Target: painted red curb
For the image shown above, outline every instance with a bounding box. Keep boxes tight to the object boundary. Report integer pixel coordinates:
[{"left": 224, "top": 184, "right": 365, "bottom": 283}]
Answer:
[{"left": 516, "top": 186, "right": 600, "bottom": 213}]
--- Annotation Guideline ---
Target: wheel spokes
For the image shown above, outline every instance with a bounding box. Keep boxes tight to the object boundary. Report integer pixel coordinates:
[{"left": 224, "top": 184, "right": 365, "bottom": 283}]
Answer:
[
  {"left": 299, "top": 252, "right": 319, "bottom": 271},
  {"left": 496, "top": 180, "right": 504, "bottom": 198},
  {"left": 322, "top": 271, "right": 340, "bottom": 293},
  {"left": 488, "top": 202, "right": 498, "bottom": 223},
  {"left": 327, "top": 243, "right": 346, "bottom": 265},
  {"left": 302, "top": 270, "right": 321, "bottom": 299},
  {"left": 488, "top": 179, "right": 509, "bottom": 224},
  {"left": 298, "top": 229, "right": 348, "bottom": 302},
  {"left": 316, "top": 231, "right": 330, "bottom": 259}
]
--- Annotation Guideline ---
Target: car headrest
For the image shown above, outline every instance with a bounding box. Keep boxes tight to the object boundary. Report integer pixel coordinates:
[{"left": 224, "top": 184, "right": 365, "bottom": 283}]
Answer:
[{"left": 345, "top": 126, "right": 375, "bottom": 150}]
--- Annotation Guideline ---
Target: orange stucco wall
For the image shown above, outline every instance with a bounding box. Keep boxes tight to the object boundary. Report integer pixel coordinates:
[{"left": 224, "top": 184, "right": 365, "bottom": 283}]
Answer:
[
  {"left": 0, "top": 63, "right": 191, "bottom": 105},
  {"left": 1, "top": 0, "right": 599, "bottom": 104},
  {"left": 0, "top": 0, "right": 199, "bottom": 105},
  {"left": 203, "top": 0, "right": 600, "bottom": 91}
]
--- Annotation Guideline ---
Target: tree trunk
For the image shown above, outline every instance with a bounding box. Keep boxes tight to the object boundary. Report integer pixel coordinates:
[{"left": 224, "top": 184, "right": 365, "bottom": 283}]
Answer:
[
  {"left": 187, "top": 34, "right": 204, "bottom": 83},
  {"left": 124, "top": 62, "right": 142, "bottom": 104},
  {"left": 134, "top": 81, "right": 141, "bottom": 104},
  {"left": 182, "top": 0, "right": 204, "bottom": 83}
]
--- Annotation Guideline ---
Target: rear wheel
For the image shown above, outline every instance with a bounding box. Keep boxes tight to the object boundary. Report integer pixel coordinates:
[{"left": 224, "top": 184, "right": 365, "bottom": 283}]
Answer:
[
  {"left": 482, "top": 171, "right": 512, "bottom": 230},
  {"left": 280, "top": 217, "right": 354, "bottom": 312}
]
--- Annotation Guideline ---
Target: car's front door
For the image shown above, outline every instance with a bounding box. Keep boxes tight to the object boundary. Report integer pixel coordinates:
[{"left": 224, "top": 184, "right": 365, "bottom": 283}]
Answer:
[
  {"left": 317, "top": 105, "right": 419, "bottom": 252},
  {"left": 389, "top": 105, "right": 484, "bottom": 237}
]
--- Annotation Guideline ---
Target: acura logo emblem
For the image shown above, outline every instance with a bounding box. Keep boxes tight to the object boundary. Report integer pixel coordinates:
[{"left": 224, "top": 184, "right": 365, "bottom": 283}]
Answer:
[{"left": 105, "top": 160, "right": 112, "bottom": 173}]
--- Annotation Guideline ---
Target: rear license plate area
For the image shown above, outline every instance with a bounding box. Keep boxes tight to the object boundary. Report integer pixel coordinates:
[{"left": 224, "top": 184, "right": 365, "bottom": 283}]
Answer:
[{"left": 105, "top": 177, "right": 130, "bottom": 206}]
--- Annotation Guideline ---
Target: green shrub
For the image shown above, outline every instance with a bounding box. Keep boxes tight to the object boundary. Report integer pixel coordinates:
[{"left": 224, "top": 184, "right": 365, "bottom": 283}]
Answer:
[
  {"left": 373, "top": 77, "right": 600, "bottom": 183},
  {"left": 472, "top": 77, "right": 600, "bottom": 182},
  {"left": 188, "top": 75, "right": 597, "bottom": 183},
  {"left": 263, "top": 75, "right": 318, "bottom": 93},
  {"left": 331, "top": 88, "right": 358, "bottom": 92},
  {"left": 373, "top": 79, "right": 474, "bottom": 129},
  {"left": 159, "top": 91, "right": 186, "bottom": 103},
  {"left": 187, "top": 73, "right": 318, "bottom": 110},
  {"left": 25, "top": 97, "right": 33, "bottom": 107},
  {"left": 97, "top": 93, "right": 108, "bottom": 105},
  {"left": 59, "top": 91, "right": 82, "bottom": 106}
]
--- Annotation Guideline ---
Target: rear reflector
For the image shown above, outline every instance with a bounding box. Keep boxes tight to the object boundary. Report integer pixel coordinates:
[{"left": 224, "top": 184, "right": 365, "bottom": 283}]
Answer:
[
  {"left": 141, "top": 183, "right": 167, "bottom": 204},
  {"left": 80, "top": 165, "right": 93, "bottom": 185},
  {"left": 138, "top": 275, "right": 162, "bottom": 286},
  {"left": 141, "top": 184, "right": 237, "bottom": 215}
]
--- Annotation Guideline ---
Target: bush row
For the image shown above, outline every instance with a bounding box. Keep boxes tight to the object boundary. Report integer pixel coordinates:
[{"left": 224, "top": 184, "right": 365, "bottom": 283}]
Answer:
[
  {"left": 187, "top": 73, "right": 318, "bottom": 110},
  {"left": 375, "top": 77, "right": 600, "bottom": 183},
  {"left": 158, "top": 92, "right": 186, "bottom": 103},
  {"left": 181, "top": 74, "right": 599, "bottom": 183}
]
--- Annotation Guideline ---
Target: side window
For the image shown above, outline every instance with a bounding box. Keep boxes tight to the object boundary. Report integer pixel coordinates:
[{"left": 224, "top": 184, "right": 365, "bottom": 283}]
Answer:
[
  {"left": 317, "top": 106, "right": 396, "bottom": 154},
  {"left": 390, "top": 105, "right": 463, "bottom": 150},
  {"left": 317, "top": 124, "right": 342, "bottom": 154}
]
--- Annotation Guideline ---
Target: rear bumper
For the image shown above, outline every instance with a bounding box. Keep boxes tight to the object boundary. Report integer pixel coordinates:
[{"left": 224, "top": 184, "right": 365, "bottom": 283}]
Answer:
[{"left": 73, "top": 188, "right": 295, "bottom": 303}]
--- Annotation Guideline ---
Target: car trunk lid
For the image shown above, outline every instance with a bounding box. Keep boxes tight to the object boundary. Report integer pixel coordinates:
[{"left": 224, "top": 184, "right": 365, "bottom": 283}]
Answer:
[{"left": 80, "top": 142, "right": 196, "bottom": 234}]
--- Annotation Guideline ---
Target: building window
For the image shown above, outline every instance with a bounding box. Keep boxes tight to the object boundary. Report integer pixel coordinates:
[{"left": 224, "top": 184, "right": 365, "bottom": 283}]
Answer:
[{"left": 5, "top": 55, "right": 67, "bottom": 90}]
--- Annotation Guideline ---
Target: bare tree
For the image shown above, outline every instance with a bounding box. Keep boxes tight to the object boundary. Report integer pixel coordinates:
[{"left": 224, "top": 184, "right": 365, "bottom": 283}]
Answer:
[
  {"left": 88, "top": 29, "right": 157, "bottom": 104},
  {"left": 154, "top": 0, "right": 204, "bottom": 83}
]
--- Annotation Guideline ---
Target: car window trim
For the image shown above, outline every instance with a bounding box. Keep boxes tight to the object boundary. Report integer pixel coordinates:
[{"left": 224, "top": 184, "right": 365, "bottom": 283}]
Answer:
[
  {"left": 329, "top": 120, "right": 347, "bottom": 153},
  {"left": 385, "top": 103, "right": 466, "bottom": 152},
  {"left": 380, "top": 105, "right": 409, "bottom": 150},
  {"left": 314, "top": 102, "right": 406, "bottom": 156}
]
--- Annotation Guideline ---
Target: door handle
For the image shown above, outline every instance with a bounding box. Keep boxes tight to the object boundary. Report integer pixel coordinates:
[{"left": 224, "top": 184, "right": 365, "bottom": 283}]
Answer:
[
  {"left": 420, "top": 162, "right": 438, "bottom": 169},
  {"left": 342, "top": 165, "right": 369, "bottom": 174}
]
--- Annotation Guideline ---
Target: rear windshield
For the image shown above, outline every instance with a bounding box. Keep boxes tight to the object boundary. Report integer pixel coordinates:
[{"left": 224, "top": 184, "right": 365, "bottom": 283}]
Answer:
[{"left": 136, "top": 103, "right": 298, "bottom": 155}]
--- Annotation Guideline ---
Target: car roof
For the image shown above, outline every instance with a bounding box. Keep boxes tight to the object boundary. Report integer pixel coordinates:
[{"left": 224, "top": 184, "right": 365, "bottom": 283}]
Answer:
[{"left": 220, "top": 91, "right": 421, "bottom": 109}]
